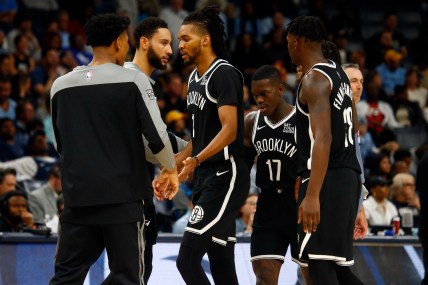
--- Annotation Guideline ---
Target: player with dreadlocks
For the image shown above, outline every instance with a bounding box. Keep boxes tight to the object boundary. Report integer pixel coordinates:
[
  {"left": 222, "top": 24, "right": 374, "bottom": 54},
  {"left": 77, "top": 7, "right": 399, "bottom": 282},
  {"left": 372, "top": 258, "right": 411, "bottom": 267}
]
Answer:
[{"left": 169, "top": 5, "right": 250, "bottom": 285}]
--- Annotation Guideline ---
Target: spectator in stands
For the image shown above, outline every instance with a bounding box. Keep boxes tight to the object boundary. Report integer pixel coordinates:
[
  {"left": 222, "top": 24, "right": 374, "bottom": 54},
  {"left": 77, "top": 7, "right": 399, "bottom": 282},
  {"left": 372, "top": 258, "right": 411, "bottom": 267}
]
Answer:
[
  {"left": 11, "top": 72, "right": 33, "bottom": 103},
  {"left": 0, "top": 167, "right": 17, "bottom": 197},
  {"left": 232, "top": 33, "right": 265, "bottom": 90},
  {"left": 365, "top": 30, "right": 395, "bottom": 70},
  {"left": 376, "top": 49, "right": 406, "bottom": 97},
  {"left": 0, "top": 118, "right": 25, "bottom": 161},
  {"left": 363, "top": 176, "right": 398, "bottom": 227},
  {"left": 391, "top": 85, "right": 424, "bottom": 127},
  {"left": 57, "top": 10, "right": 71, "bottom": 49},
  {"left": 358, "top": 116, "right": 379, "bottom": 162},
  {"left": 15, "top": 99, "right": 36, "bottom": 140},
  {"left": 366, "top": 152, "right": 393, "bottom": 181},
  {"left": 30, "top": 48, "right": 61, "bottom": 99},
  {"left": 0, "top": 78, "right": 16, "bottom": 120},
  {"left": 390, "top": 173, "right": 420, "bottom": 229},
  {"left": 28, "top": 163, "right": 61, "bottom": 225},
  {"left": 0, "top": 0, "right": 18, "bottom": 33},
  {"left": 236, "top": 193, "right": 257, "bottom": 235},
  {"left": 357, "top": 75, "right": 401, "bottom": 146},
  {"left": 0, "top": 190, "right": 33, "bottom": 231},
  {"left": 159, "top": 0, "right": 189, "bottom": 59},
  {"left": 57, "top": 50, "right": 78, "bottom": 75},
  {"left": 6, "top": 13, "right": 41, "bottom": 60},
  {"left": 26, "top": 130, "right": 57, "bottom": 181},
  {"left": 165, "top": 110, "right": 190, "bottom": 141},
  {"left": 0, "top": 53, "right": 17, "bottom": 78},
  {"left": 160, "top": 72, "right": 187, "bottom": 117},
  {"left": 12, "top": 34, "right": 35, "bottom": 73},
  {"left": 69, "top": 33, "right": 92, "bottom": 66},
  {"left": 405, "top": 68, "right": 428, "bottom": 112}
]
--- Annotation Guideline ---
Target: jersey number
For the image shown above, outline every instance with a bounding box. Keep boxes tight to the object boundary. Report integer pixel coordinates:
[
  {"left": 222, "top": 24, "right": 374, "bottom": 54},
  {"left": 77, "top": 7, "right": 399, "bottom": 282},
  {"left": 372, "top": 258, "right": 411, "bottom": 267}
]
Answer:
[
  {"left": 192, "top": 114, "right": 195, "bottom": 138},
  {"left": 343, "top": 107, "right": 354, "bottom": 147},
  {"left": 266, "top": 159, "right": 281, "bottom": 181}
]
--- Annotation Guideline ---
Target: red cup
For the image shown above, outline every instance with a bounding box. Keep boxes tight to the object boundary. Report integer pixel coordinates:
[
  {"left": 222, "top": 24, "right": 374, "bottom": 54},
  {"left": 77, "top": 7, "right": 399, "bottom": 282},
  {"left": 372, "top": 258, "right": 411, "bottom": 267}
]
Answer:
[{"left": 393, "top": 216, "right": 400, "bottom": 235}]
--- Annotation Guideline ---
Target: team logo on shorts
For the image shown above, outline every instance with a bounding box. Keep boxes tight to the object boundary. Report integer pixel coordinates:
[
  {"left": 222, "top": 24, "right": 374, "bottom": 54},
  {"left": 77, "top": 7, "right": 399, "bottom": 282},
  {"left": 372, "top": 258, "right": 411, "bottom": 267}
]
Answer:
[
  {"left": 86, "top": 70, "right": 92, "bottom": 80},
  {"left": 146, "top": 89, "right": 156, "bottom": 100},
  {"left": 189, "top": 205, "right": 204, "bottom": 224}
]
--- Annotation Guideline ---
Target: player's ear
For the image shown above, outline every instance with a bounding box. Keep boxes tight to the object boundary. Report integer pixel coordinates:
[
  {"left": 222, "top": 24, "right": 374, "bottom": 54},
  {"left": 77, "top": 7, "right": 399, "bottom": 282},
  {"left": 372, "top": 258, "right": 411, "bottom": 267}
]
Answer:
[
  {"left": 202, "top": 34, "right": 210, "bottom": 47},
  {"left": 140, "top": 36, "right": 149, "bottom": 50}
]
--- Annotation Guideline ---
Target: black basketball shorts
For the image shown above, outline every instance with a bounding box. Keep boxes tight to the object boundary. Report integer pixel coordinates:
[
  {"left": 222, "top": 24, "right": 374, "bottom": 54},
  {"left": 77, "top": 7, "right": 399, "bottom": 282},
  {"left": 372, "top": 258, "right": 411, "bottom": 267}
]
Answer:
[
  {"left": 250, "top": 187, "right": 300, "bottom": 264},
  {"left": 181, "top": 156, "right": 250, "bottom": 250},
  {"left": 295, "top": 168, "right": 360, "bottom": 267}
]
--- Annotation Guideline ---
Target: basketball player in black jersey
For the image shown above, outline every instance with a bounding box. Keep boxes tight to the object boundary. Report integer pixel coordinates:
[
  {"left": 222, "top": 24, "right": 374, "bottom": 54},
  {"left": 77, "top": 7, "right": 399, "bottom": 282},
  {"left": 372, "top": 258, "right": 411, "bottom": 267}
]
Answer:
[
  {"left": 244, "top": 65, "right": 311, "bottom": 285},
  {"left": 286, "top": 16, "right": 364, "bottom": 285},
  {"left": 166, "top": 6, "right": 250, "bottom": 285}
]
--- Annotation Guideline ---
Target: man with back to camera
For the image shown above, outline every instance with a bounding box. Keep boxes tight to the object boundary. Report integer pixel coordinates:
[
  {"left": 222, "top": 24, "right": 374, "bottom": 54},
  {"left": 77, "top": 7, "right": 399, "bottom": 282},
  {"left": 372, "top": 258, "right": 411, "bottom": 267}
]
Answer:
[
  {"left": 49, "top": 13, "right": 179, "bottom": 284},
  {"left": 286, "top": 16, "right": 364, "bottom": 285},
  {"left": 244, "top": 65, "right": 312, "bottom": 285},
  {"left": 158, "top": 6, "right": 250, "bottom": 285},
  {"left": 124, "top": 16, "right": 188, "bottom": 283}
]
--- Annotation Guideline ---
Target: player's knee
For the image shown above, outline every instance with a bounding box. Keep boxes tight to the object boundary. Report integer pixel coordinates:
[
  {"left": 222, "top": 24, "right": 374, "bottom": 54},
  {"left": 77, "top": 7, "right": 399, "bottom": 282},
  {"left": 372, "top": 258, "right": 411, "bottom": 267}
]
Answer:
[{"left": 253, "top": 261, "right": 279, "bottom": 285}]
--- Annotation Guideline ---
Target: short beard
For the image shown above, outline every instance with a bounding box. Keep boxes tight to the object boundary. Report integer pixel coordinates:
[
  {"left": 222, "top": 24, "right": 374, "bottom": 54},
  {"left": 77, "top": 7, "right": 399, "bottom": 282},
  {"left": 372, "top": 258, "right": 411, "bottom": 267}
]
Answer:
[
  {"left": 147, "top": 46, "right": 166, "bottom": 70},
  {"left": 183, "top": 45, "right": 201, "bottom": 66}
]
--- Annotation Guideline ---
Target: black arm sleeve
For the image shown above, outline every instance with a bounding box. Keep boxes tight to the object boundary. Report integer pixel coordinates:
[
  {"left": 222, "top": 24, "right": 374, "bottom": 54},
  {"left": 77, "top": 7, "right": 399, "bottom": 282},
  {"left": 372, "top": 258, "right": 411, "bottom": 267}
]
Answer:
[
  {"left": 168, "top": 132, "right": 179, "bottom": 153},
  {"left": 244, "top": 145, "right": 257, "bottom": 169}
]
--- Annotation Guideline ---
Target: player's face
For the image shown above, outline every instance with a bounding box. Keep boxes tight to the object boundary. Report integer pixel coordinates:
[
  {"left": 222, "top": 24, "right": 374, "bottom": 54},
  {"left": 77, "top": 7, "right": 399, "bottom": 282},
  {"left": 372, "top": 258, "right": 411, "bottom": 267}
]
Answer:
[
  {"left": 116, "top": 31, "right": 129, "bottom": 66},
  {"left": 251, "top": 79, "right": 282, "bottom": 117},
  {"left": 178, "top": 24, "right": 202, "bottom": 65},
  {"left": 344, "top": 67, "right": 364, "bottom": 103},
  {"left": 148, "top": 28, "right": 172, "bottom": 70}
]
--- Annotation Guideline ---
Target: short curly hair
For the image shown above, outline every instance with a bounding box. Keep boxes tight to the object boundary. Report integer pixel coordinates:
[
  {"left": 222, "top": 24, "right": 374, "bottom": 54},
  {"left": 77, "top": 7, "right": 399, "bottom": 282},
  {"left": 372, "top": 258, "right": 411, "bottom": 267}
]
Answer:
[
  {"left": 134, "top": 17, "right": 168, "bottom": 49},
  {"left": 85, "top": 13, "right": 130, "bottom": 47}
]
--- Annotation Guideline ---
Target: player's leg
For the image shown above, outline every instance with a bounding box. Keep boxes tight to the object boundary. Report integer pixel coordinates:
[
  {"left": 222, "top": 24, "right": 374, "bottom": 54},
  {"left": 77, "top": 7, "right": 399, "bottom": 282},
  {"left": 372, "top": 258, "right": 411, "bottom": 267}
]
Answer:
[
  {"left": 252, "top": 259, "right": 282, "bottom": 285},
  {"left": 102, "top": 221, "right": 145, "bottom": 284},
  {"left": 300, "top": 266, "right": 313, "bottom": 285},
  {"left": 336, "top": 266, "right": 365, "bottom": 285},
  {"left": 308, "top": 260, "right": 339, "bottom": 285},
  {"left": 176, "top": 241, "right": 210, "bottom": 285},
  {"left": 49, "top": 223, "right": 104, "bottom": 285},
  {"left": 207, "top": 241, "right": 239, "bottom": 285}
]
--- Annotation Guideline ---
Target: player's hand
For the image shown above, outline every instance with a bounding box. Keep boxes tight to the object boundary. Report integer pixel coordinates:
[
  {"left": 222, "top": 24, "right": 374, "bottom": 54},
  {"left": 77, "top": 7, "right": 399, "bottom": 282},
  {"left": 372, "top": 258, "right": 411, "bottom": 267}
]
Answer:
[
  {"left": 298, "top": 195, "right": 320, "bottom": 233},
  {"left": 354, "top": 207, "right": 368, "bottom": 240},
  {"left": 153, "top": 167, "right": 179, "bottom": 200},
  {"left": 178, "top": 157, "right": 197, "bottom": 182}
]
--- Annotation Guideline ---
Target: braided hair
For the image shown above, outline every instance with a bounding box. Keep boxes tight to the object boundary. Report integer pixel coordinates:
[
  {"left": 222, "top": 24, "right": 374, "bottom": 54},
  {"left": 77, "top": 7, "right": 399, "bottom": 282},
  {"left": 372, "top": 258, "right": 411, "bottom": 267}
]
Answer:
[
  {"left": 182, "top": 5, "right": 227, "bottom": 59},
  {"left": 285, "top": 15, "right": 327, "bottom": 43}
]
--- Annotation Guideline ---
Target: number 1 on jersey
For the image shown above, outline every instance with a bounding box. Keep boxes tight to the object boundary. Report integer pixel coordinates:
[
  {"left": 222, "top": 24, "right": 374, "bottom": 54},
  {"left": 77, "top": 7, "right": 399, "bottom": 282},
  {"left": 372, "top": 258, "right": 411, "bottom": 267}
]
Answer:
[
  {"left": 266, "top": 159, "right": 281, "bottom": 181},
  {"left": 192, "top": 114, "right": 195, "bottom": 138}
]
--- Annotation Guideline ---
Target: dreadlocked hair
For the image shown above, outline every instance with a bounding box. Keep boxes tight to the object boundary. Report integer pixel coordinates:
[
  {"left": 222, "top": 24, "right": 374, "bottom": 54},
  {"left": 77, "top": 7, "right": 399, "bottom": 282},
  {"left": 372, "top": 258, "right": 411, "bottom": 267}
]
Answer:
[
  {"left": 285, "top": 15, "right": 327, "bottom": 43},
  {"left": 322, "top": 40, "right": 341, "bottom": 64},
  {"left": 182, "top": 5, "right": 227, "bottom": 59}
]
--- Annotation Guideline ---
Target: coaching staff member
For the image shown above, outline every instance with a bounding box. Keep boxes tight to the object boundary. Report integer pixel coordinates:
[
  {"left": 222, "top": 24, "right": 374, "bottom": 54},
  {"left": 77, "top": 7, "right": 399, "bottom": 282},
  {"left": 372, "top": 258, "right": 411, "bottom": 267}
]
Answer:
[{"left": 49, "top": 14, "right": 178, "bottom": 284}]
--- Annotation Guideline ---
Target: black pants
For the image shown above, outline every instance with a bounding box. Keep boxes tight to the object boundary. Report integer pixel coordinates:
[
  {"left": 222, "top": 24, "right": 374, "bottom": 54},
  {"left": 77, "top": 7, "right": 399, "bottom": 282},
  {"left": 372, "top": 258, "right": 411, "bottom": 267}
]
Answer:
[{"left": 50, "top": 221, "right": 145, "bottom": 285}]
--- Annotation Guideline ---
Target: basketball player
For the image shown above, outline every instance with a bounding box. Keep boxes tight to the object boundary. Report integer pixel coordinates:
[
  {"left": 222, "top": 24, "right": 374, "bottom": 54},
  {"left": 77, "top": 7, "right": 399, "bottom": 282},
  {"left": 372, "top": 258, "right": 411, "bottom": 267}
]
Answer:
[
  {"left": 49, "top": 14, "right": 178, "bottom": 284},
  {"left": 172, "top": 6, "right": 250, "bottom": 285},
  {"left": 244, "top": 65, "right": 311, "bottom": 285},
  {"left": 286, "top": 16, "right": 364, "bottom": 285},
  {"left": 124, "top": 17, "right": 188, "bottom": 284}
]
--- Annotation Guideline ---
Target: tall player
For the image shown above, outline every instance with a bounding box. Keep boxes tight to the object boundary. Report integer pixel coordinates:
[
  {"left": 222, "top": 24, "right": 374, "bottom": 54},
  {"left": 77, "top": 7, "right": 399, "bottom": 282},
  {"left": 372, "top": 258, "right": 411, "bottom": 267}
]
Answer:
[
  {"left": 244, "top": 65, "right": 311, "bottom": 285},
  {"left": 286, "top": 16, "right": 364, "bottom": 285},
  {"left": 124, "top": 17, "right": 188, "bottom": 284},
  {"left": 172, "top": 5, "right": 250, "bottom": 285}
]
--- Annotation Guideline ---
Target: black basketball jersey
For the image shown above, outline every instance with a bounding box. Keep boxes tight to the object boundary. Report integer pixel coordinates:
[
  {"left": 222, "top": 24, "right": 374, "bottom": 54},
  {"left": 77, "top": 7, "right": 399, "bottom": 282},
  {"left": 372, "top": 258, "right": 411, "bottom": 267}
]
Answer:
[
  {"left": 187, "top": 59, "right": 244, "bottom": 163},
  {"left": 295, "top": 60, "right": 360, "bottom": 175},
  {"left": 251, "top": 109, "right": 298, "bottom": 190}
]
